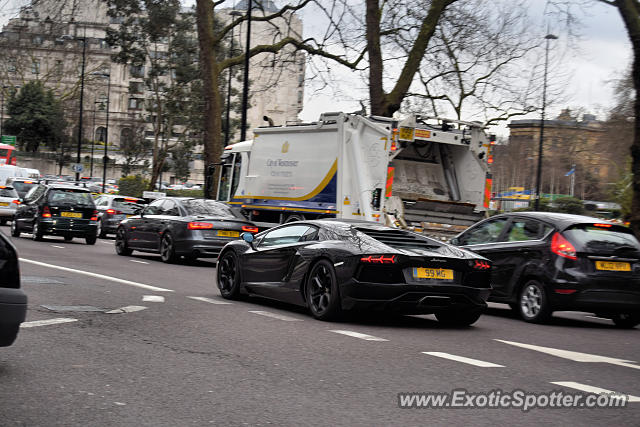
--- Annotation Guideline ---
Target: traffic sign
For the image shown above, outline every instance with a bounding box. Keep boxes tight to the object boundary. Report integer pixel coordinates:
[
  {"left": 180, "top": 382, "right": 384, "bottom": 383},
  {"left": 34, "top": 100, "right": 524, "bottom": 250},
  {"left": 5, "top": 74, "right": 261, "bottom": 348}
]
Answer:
[
  {"left": 1, "top": 135, "right": 16, "bottom": 146},
  {"left": 71, "top": 163, "right": 84, "bottom": 173}
]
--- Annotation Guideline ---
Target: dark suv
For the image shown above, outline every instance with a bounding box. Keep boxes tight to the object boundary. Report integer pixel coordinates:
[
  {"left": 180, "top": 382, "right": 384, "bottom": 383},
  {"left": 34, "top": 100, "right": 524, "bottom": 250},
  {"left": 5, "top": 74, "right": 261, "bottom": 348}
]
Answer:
[
  {"left": 0, "top": 230, "right": 27, "bottom": 346},
  {"left": 11, "top": 183, "right": 98, "bottom": 244},
  {"left": 452, "top": 212, "right": 640, "bottom": 328},
  {"left": 94, "top": 195, "right": 147, "bottom": 238}
]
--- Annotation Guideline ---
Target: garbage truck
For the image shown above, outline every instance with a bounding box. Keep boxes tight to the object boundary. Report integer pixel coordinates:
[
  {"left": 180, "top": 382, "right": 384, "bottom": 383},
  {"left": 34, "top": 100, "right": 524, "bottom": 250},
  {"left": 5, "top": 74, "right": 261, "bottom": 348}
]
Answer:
[{"left": 217, "top": 112, "right": 494, "bottom": 236}]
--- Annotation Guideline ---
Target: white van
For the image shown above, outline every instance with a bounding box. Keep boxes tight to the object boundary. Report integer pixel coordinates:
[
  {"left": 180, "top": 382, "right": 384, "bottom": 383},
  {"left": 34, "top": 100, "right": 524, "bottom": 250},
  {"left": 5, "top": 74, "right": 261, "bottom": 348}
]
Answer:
[{"left": 0, "top": 165, "right": 29, "bottom": 185}]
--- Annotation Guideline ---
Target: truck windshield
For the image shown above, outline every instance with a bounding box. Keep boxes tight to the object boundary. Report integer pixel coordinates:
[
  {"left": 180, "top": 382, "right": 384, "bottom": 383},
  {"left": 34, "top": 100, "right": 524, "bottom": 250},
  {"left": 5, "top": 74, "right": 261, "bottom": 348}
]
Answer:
[{"left": 217, "top": 153, "right": 240, "bottom": 201}]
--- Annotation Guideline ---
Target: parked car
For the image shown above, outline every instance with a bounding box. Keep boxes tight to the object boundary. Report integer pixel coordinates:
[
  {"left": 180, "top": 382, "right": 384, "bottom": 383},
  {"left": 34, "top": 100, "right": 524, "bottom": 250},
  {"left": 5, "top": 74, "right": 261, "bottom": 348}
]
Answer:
[
  {"left": 216, "top": 219, "right": 492, "bottom": 324},
  {"left": 0, "top": 185, "right": 20, "bottom": 225},
  {"left": 451, "top": 212, "right": 640, "bottom": 328},
  {"left": 5, "top": 177, "right": 38, "bottom": 198},
  {"left": 94, "top": 195, "right": 147, "bottom": 237},
  {"left": 11, "top": 183, "right": 98, "bottom": 244},
  {"left": 0, "top": 229, "right": 27, "bottom": 346},
  {"left": 115, "top": 197, "right": 259, "bottom": 263}
]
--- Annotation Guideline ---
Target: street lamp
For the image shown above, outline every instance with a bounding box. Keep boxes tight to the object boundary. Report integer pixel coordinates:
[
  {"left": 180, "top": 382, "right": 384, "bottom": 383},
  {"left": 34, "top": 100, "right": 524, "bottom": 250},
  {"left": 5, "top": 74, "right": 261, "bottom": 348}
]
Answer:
[
  {"left": 226, "top": 9, "right": 243, "bottom": 145},
  {"left": 239, "top": 0, "right": 252, "bottom": 142},
  {"left": 534, "top": 33, "right": 558, "bottom": 211},
  {"left": 61, "top": 34, "right": 87, "bottom": 182},
  {"left": 92, "top": 72, "right": 111, "bottom": 193},
  {"left": 90, "top": 100, "right": 102, "bottom": 177}
]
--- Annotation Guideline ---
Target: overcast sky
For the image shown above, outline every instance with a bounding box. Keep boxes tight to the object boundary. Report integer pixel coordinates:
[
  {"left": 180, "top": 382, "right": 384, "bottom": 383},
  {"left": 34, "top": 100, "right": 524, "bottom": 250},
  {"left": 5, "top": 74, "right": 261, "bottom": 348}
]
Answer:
[{"left": 1, "top": 0, "right": 632, "bottom": 133}]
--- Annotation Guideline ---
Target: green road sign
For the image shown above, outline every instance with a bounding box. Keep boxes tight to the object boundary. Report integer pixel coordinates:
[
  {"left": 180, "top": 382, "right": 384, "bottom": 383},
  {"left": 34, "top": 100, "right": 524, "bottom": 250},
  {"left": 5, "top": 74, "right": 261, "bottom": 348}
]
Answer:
[{"left": 1, "top": 135, "right": 16, "bottom": 146}]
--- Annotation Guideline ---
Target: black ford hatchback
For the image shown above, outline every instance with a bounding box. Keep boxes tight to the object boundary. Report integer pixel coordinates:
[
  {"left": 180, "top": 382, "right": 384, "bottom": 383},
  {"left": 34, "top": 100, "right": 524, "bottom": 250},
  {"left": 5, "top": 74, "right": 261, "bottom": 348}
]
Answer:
[
  {"left": 452, "top": 212, "right": 640, "bottom": 327},
  {"left": 11, "top": 183, "right": 98, "bottom": 244}
]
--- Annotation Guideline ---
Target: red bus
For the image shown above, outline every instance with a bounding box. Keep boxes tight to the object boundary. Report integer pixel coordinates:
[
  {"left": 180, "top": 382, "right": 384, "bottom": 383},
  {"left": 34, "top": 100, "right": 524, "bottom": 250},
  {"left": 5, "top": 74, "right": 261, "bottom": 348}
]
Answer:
[{"left": 0, "top": 144, "right": 16, "bottom": 166}]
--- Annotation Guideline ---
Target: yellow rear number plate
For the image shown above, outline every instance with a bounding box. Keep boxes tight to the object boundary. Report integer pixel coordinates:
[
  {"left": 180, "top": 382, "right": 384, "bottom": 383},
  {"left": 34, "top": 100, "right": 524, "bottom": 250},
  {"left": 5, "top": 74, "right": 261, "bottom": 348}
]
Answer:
[
  {"left": 61, "top": 212, "right": 82, "bottom": 218},
  {"left": 595, "top": 261, "right": 631, "bottom": 272},
  {"left": 217, "top": 230, "right": 239, "bottom": 237},
  {"left": 413, "top": 267, "right": 454, "bottom": 280},
  {"left": 0, "top": 202, "right": 8, "bottom": 207}
]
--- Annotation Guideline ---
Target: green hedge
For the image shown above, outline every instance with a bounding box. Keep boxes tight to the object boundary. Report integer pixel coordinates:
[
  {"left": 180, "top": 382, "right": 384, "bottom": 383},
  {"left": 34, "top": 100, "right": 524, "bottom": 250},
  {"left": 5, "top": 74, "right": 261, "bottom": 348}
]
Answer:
[
  {"left": 165, "top": 189, "right": 204, "bottom": 198},
  {"left": 118, "top": 175, "right": 150, "bottom": 198}
]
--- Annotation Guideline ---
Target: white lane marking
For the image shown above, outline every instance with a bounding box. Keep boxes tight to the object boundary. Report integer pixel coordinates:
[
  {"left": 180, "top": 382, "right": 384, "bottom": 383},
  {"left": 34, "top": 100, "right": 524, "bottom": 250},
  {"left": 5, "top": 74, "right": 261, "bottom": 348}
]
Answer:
[
  {"left": 50, "top": 245, "right": 65, "bottom": 249},
  {"left": 101, "top": 241, "right": 114, "bottom": 245},
  {"left": 21, "top": 258, "right": 174, "bottom": 293},
  {"left": 130, "top": 260, "right": 149, "bottom": 265},
  {"left": 106, "top": 305, "right": 147, "bottom": 314},
  {"left": 329, "top": 330, "right": 388, "bottom": 342},
  {"left": 551, "top": 382, "right": 640, "bottom": 403},
  {"left": 585, "top": 315, "right": 612, "bottom": 321},
  {"left": 187, "top": 296, "right": 233, "bottom": 305},
  {"left": 142, "top": 295, "right": 164, "bottom": 303},
  {"left": 422, "top": 352, "right": 504, "bottom": 367},
  {"left": 248, "top": 310, "right": 303, "bottom": 321},
  {"left": 21, "top": 318, "right": 78, "bottom": 328},
  {"left": 495, "top": 339, "right": 639, "bottom": 369}
]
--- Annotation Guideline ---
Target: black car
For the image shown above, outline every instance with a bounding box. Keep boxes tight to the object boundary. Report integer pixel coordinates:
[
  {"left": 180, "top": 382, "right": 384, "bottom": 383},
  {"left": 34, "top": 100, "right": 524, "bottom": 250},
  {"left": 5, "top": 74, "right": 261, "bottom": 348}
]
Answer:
[
  {"left": 11, "top": 183, "right": 98, "bottom": 244},
  {"left": 94, "top": 194, "right": 147, "bottom": 238},
  {"left": 451, "top": 212, "right": 640, "bottom": 328},
  {"left": 115, "top": 197, "right": 259, "bottom": 263},
  {"left": 216, "top": 220, "right": 492, "bottom": 325},
  {"left": 0, "top": 229, "right": 27, "bottom": 346}
]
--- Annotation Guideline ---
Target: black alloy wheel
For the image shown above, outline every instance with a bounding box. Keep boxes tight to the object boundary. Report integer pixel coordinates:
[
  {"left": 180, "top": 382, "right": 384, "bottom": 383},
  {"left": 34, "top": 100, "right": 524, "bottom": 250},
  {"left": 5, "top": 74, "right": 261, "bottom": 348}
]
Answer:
[
  {"left": 10, "top": 219, "right": 20, "bottom": 237},
  {"left": 32, "top": 220, "right": 43, "bottom": 241},
  {"left": 435, "top": 309, "right": 483, "bottom": 327},
  {"left": 217, "top": 251, "right": 241, "bottom": 299},
  {"left": 97, "top": 219, "right": 106, "bottom": 238},
  {"left": 611, "top": 313, "right": 640, "bottom": 329},
  {"left": 518, "top": 279, "right": 552, "bottom": 323},
  {"left": 306, "top": 259, "right": 341, "bottom": 320},
  {"left": 115, "top": 227, "right": 133, "bottom": 256},
  {"left": 160, "top": 232, "right": 178, "bottom": 263}
]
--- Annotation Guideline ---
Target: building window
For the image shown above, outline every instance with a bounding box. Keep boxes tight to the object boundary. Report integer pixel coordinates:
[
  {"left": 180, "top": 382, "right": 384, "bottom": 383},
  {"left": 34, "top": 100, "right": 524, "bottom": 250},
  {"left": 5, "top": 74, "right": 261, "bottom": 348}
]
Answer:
[
  {"left": 32, "top": 59, "right": 40, "bottom": 75},
  {"left": 99, "top": 39, "right": 109, "bottom": 49},
  {"left": 32, "top": 36, "right": 43, "bottom": 45},
  {"left": 7, "top": 58, "right": 16, "bottom": 73},
  {"left": 128, "top": 98, "right": 144, "bottom": 110},
  {"left": 297, "top": 90, "right": 303, "bottom": 104},
  {"left": 96, "top": 126, "right": 107, "bottom": 142},
  {"left": 54, "top": 60, "right": 63, "bottom": 76},
  {"left": 109, "top": 16, "right": 124, "bottom": 24},
  {"left": 129, "top": 81, "right": 144, "bottom": 94},
  {"left": 129, "top": 65, "right": 144, "bottom": 78}
]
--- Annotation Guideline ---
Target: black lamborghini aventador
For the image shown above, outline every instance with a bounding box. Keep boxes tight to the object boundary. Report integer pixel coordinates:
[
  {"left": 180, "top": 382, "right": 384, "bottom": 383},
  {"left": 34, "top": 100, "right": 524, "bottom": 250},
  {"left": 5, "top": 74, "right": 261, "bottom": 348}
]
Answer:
[{"left": 216, "top": 220, "right": 492, "bottom": 325}]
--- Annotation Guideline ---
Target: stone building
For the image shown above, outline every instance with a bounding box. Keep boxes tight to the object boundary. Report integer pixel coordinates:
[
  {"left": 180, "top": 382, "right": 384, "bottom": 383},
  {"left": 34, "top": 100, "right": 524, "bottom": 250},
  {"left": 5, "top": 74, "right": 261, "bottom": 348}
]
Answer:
[{"left": 0, "top": 0, "right": 305, "bottom": 182}]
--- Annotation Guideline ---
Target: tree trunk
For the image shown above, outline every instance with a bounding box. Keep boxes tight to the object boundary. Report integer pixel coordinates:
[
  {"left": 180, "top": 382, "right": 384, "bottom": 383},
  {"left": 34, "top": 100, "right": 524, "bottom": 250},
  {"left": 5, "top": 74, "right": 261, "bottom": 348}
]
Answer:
[
  {"left": 196, "top": 0, "right": 222, "bottom": 200},
  {"left": 365, "top": 0, "right": 384, "bottom": 115},
  {"left": 614, "top": 0, "right": 640, "bottom": 237}
]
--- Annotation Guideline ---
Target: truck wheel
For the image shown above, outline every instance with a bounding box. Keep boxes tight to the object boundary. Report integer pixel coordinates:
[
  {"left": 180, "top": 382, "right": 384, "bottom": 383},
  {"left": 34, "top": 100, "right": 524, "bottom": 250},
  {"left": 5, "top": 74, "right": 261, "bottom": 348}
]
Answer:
[{"left": 284, "top": 214, "right": 305, "bottom": 223}]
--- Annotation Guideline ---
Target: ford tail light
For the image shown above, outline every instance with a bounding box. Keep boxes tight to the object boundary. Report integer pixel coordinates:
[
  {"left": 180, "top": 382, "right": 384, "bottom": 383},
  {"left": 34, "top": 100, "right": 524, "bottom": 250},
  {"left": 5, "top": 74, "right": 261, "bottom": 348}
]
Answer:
[
  {"left": 41, "top": 206, "right": 52, "bottom": 218},
  {"left": 551, "top": 232, "right": 577, "bottom": 260},
  {"left": 90, "top": 210, "right": 98, "bottom": 221},
  {"left": 188, "top": 222, "right": 214, "bottom": 230},
  {"left": 241, "top": 225, "right": 259, "bottom": 233},
  {"left": 360, "top": 254, "right": 397, "bottom": 264}
]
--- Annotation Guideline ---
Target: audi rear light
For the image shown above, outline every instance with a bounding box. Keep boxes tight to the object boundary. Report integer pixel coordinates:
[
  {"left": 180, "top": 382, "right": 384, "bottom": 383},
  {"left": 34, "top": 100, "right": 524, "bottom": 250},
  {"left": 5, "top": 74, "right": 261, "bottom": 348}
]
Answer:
[
  {"left": 188, "top": 222, "right": 214, "bottom": 230},
  {"left": 242, "top": 225, "right": 259, "bottom": 233},
  {"left": 41, "top": 206, "right": 52, "bottom": 218},
  {"left": 551, "top": 232, "right": 577, "bottom": 260},
  {"left": 106, "top": 209, "right": 122, "bottom": 215},
  {"left": 360, "top": 254, "right": 397, "bottom": 264},
  {"left": 473, "top": 260, "right": 491, "bottom": 270}
]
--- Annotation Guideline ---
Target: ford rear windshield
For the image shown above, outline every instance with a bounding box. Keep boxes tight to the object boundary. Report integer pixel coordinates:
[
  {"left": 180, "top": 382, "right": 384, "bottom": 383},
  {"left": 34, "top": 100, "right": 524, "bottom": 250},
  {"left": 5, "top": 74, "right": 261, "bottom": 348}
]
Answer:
[
  {"left": 563, "top": 224, "right": 640, "bottom": 253},
  {"left": 0, "top": 188, "right": 17, "bottom": 197},
  {"left": 47, "top": 189, "right": 94, "bottom": 207}
]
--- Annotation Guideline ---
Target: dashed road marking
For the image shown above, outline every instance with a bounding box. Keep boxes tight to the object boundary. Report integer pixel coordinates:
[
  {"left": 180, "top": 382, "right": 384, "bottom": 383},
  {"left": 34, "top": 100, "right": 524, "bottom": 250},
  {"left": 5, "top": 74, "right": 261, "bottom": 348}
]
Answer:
[
  {"left": 142, "top": 295, "right": 165, "bottom": 303},
  {"left": 329, "top": 330, "right": 388, "bottom": 341},
  {"left": 130, "top": 260, "right": 149, "bottom": 264},
  {"left": 495, "top": 339, "right": 640, "bottom": 370},
  {"left": 106, "top": 305, "right": 148, "bottom": 314},
  {"left": 187, "top": 296, "right": 233, "bottom": 305},
  {"left": 422, "top": 352, "right": 504, "bottom": 367},
  {"left": 551, "top": 382, "right": 640, "bottom": 403},
  {"left": 50, "top": 245, "right": 65, "bottom": 249},
  {"left": 21, "top": 318, "right": 78, "bottom": 328},
  {"left": 249, "top": 310, "right": 303, "bottom": 322},
  {"left": 21, "top": 258, "right": 174, "bottom": 293}
]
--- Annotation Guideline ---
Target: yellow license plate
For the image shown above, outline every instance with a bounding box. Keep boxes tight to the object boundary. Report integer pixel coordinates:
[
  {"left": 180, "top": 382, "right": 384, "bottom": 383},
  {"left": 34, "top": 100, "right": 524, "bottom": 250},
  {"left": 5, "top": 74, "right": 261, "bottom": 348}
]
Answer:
[
  {"left": 0, "top": 202, "right": 8, "bottom": 207},
  {"left": 413, "top": 267, "right": 454, "bottom": 280},
  {"left": 61, "top": 212, "right": 82, "bottom": 218},
  {"left": 217, "top": 230, "right": 240, "bottom": 237},
  {"left": 595, "top": 261, "right": 631, "bottom": 272}
]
